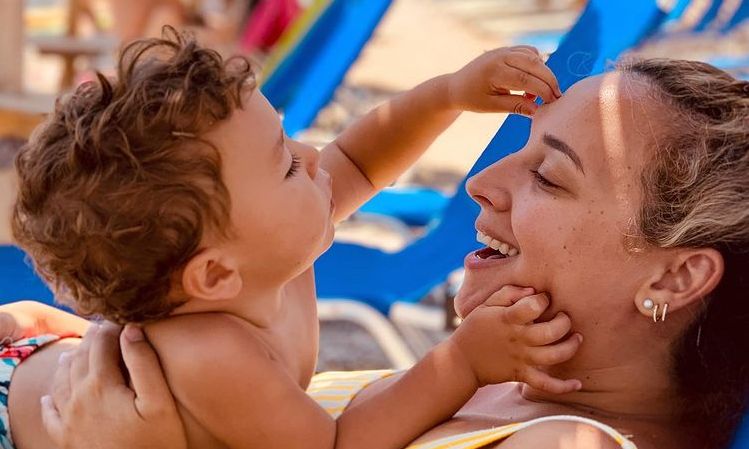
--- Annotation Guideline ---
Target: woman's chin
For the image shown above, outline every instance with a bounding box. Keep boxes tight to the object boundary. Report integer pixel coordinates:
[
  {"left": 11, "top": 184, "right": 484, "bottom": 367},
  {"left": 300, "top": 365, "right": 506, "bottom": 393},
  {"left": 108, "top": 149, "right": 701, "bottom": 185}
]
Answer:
[{"left": 454, "top": 284, "right": 503, "bottom": 318}]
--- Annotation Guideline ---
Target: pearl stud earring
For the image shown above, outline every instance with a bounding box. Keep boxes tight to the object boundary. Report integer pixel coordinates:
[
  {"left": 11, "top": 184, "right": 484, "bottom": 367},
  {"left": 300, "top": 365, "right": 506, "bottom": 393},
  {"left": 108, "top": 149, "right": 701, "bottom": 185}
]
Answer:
[{"left": 643, "top": 298, "right": 668, "bottom": 322}]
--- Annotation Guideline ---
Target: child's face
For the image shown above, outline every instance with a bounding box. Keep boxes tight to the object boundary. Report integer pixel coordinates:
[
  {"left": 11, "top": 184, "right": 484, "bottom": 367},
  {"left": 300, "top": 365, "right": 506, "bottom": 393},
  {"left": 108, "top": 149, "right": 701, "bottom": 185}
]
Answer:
[{"left": 205, "top": 90, "right": 335, "bottom": 287}]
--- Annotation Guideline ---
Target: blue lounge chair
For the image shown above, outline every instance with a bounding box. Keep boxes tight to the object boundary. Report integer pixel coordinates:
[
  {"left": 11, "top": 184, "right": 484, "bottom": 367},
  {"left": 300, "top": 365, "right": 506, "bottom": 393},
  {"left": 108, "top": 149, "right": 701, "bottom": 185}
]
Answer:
[
  {"left": 261, "top": 0, "right": 393, "bottom": 137},
  {"left": 722, "top": 0, "right": 749, "bottom": 31},
  {"left": 358, "top": 187, "right": 449, "bottom": 228},
  {"left": 693, "top": 0, "right": 725, "bottom": 32},
  {"left": 315, "top": 0, "right": 669, "bottom": 314},
  {"left": 733, "top": 415, "right": 749, "bottom": 448},
  {"left": 0, "top": 245, "right": 54, "bottom": 305}
]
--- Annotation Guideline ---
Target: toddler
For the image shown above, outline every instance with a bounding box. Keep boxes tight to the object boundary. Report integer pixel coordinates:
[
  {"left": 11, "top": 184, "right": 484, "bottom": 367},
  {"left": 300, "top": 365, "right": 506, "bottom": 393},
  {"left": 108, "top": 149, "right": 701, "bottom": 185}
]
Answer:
[{"left": 5, "top": 28, "right": 579, "bottom": 449}]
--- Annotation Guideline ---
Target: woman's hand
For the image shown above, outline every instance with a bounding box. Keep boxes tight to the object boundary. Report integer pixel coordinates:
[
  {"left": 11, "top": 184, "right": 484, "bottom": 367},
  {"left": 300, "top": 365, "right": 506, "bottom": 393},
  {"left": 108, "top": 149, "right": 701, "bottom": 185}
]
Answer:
[
  {"left": 0, "top": 301, "right": 90, "bottom": 342},
  {"left": 447, "top": 46, "right": 562, "bottom": 116},
  {"left": 42, "top": 323, "right": 187, "bottom": 449},
  {"left": 450, "top": 285, "right": 583, "bottom": 394}
]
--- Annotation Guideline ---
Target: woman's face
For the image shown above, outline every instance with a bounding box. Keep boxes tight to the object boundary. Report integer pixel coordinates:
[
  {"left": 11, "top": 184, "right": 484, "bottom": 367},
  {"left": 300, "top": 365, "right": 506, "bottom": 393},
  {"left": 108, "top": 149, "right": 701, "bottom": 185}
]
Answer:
[{"left": 456, "top": 72, "right": 663, "bottom": 367}]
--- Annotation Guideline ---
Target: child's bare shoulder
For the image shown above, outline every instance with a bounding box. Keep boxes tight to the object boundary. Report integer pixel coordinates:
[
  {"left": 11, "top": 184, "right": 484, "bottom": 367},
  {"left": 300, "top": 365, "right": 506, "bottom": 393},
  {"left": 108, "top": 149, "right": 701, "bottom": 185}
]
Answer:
[
  {"left": 144, "top": 313, "right": 272, "bottom": 369},
  {"left": 142, "top": 313, "right": 277, "bottom": 399},
  {"left": 141, "top": 313, "right": 324, "bottom": 446}
]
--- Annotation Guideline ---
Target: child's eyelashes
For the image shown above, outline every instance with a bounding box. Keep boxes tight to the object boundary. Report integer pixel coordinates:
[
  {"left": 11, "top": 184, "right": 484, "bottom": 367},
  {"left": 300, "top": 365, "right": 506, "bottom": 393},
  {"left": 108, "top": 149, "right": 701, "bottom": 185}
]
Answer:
[
  {"left": 530, "top": 169, "right": 560, "bottom": 189},
  {"left": 286, "top": 154, "right": 301, "bottom": 179}
]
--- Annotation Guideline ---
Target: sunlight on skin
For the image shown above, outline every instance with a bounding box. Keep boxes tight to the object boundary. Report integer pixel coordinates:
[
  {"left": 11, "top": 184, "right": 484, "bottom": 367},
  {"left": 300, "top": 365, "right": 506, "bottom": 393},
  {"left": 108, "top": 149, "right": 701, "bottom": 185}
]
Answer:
[
  {"left": 559, "top": 423, "right": 604, "bottom": 449},
  {"left": 593, "top": 72, "right": 662, "bottom": 243},
  {"left": 598, "top": 73, "right": 639, "bottom": 232}
]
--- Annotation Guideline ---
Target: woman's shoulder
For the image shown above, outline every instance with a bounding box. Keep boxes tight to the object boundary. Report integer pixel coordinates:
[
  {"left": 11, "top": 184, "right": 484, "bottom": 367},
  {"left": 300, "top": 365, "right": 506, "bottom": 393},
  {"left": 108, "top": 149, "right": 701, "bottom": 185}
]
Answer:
[
  {"left": 407, "top": 411, "right": 639, "bottom": 449},
  {"left": 488, "top": 416, "right": 634, "bottom": 449}
]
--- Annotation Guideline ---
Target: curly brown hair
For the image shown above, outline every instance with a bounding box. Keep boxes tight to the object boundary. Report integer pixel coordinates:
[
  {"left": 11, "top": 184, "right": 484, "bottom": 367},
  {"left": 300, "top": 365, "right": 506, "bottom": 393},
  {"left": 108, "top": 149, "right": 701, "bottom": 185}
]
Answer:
[{"left": 12, "top": 27, "right": 255, "bottom": 323}]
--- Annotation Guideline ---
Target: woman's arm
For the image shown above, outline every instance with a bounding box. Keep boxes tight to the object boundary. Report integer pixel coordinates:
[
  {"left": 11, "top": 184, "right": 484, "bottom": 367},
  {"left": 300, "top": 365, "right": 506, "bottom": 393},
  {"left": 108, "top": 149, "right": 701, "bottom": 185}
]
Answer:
[{"left": 42, "top": 323, "right": 187, "bottom": 449}]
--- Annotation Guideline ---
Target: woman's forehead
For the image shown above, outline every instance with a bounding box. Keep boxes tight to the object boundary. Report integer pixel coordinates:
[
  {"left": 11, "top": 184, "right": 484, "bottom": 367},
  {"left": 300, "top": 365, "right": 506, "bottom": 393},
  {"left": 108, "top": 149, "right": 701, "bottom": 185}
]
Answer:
[{"left": 533, "top": 72, "right": 658, "bottom": 168}]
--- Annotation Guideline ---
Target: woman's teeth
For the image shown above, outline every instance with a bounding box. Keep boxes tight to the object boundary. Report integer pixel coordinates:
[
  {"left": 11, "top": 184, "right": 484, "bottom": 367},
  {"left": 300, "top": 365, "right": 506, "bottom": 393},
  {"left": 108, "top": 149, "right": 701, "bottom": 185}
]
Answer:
[{"left": 476, "top": 230, "right": 520, "bottom": 257}]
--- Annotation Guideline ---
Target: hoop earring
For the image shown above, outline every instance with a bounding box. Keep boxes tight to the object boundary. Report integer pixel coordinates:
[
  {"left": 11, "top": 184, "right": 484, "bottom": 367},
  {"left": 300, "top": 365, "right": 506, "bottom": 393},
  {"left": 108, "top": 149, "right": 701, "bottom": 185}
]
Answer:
[{"left": 643, "top": 298, "right": 668, "bottom": 323}]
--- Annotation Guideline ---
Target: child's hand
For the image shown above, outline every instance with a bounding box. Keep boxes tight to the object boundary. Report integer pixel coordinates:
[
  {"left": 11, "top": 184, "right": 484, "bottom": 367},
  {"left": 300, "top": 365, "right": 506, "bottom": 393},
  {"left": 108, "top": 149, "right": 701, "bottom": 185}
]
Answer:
[
  {"left": 450, "top": 285, "right": 582, "bottom": 394},
  {"left": 447, "top": 46, "right": 562, "bottom": 116}
]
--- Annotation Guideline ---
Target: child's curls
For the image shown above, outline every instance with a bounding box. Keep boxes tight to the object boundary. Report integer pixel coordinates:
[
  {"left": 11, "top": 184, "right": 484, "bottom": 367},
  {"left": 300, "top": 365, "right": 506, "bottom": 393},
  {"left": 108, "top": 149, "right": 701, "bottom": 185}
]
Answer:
[{"left": 12, "top": 27, "right": 255, "bottom": 323}]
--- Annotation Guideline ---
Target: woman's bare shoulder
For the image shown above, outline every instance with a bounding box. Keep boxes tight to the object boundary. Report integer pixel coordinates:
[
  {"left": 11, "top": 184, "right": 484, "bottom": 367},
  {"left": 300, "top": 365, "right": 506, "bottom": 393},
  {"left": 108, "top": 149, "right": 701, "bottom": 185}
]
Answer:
[{"left": 490, "top": 419, "right": 626, "bottom": 449}]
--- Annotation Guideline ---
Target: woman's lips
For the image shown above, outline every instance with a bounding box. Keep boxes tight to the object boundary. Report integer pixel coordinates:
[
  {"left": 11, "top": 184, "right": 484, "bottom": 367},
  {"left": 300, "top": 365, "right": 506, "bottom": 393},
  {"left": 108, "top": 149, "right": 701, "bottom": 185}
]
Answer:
[
  {"left": 456, "top": 249, "right": 518, "bottom": 317},
  {"left": 464, "top": 249, "right": 516, "bottom": 270}
]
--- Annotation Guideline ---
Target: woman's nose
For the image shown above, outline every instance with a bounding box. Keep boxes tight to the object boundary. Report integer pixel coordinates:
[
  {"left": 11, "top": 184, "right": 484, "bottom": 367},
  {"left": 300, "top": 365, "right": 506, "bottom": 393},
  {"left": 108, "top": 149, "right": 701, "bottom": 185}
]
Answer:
[{"left": 466, "top": 164, "right": 512, "bottom": 211}]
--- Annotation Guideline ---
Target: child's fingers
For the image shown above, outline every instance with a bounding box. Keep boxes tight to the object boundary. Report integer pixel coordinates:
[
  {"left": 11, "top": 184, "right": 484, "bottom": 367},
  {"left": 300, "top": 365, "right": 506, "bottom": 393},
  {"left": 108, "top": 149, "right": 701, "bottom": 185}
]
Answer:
[
  {"left": 495, "top": 67, "right": 557, "bottom": 105},
  {"left": 523, "top": 312, "right": 572, "bottom": 346},
  {"left": 504, "top": 51, "right": 562, "bottom": 99},
  {"left": 482, "top": 285, "right": 536, "bottom": 308},
  {"left": 527, "top": 333, "right": 583, "bottom": 366},
  {"left": 509, "top": 45, "right": 541, "bottom": 57},
  {"left": 504, "top": 293, "right": 550, "bottom": 324},
  {"left": 507, "top": 48, "right": 561, "bottom": 97},
  {"left": 485, "top": 94, "right": 538, "bottom": 117},
  {"left": 40, "top": 395, "right": 65, "bottom": 447},
  {"left": 522, "top": 367, "right": 582, "bottom": 395}
]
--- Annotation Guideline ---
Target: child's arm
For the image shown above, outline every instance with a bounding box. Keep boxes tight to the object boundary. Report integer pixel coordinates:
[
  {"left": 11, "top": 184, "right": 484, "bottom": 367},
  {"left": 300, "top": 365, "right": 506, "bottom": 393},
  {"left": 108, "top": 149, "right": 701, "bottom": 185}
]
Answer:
[
  {"left": 153, "top": 287, "right": 581, "bottom": 449},
  {"left": 334, "top": 286, "right": 581, "bottom": 448},
  {"left": 0, "top": 301, "right": 91, "bottom": 340},
  {"left": 321, "top": 46, "right": 562, "bottom": 221}
]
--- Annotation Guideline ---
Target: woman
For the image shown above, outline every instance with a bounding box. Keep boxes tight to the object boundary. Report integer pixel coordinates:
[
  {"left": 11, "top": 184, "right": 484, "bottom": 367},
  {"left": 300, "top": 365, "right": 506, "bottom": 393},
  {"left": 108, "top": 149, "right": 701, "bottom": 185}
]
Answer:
[{"left": 8, "top": 58, "right": 749, "bottom": 449}]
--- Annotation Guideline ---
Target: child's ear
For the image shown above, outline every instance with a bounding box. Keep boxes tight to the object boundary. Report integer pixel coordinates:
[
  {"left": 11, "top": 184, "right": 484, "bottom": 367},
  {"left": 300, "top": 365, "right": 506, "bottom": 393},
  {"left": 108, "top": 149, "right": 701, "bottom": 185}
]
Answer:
[
  {"left": 634, "top": 248, "right": 724, "bottom": 318},
  {"left": 181, "top": 248, "right": 243, "bottom": 301}
]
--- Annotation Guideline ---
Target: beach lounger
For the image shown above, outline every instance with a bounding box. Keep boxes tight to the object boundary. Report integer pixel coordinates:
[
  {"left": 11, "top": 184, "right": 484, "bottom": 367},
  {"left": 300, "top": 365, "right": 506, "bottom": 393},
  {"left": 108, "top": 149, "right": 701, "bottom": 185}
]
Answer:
[
  {"left": 0, "top": 246, "right": 55, "bottom": 306},
  {"left": 733, "top": 416, "right": 749, "bottom": 449},
  {"left": 261, "top": 0, "right": 393, "bottom": 137}
]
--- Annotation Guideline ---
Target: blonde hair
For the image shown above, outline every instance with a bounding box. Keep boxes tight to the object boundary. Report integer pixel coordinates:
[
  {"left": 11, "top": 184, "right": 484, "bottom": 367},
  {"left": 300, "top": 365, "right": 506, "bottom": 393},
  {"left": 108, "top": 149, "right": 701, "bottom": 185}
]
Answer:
[{"left": 620, "top": 58, "right": 749, "bottom": 447}]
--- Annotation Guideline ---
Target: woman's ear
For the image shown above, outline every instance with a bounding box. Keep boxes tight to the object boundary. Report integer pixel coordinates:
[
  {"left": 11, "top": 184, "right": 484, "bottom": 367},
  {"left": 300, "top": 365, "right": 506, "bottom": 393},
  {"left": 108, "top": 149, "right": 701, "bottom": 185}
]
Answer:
[
  {"left": 635, "top": 248, "right": 724, "bottom": 318},
  {"left": 181, "top": 248, "right": 243, "bottom": 302}
]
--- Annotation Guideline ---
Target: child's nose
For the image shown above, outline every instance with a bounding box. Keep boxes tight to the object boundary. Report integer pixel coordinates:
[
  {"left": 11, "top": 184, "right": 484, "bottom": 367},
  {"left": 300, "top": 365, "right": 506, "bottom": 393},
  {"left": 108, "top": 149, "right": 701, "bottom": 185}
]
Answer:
[{"left": 299, "top": 144, "right": 320, "bottom": 178}]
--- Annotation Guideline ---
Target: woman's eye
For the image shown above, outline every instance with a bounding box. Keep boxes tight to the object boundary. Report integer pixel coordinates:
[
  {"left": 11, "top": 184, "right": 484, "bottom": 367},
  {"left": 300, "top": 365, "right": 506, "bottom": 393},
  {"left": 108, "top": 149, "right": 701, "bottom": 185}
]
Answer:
[
  {"left": 530, "top": 169, "right": 560, "bottom": 189},
  {"left": 286, "top": 154, "right": 301, "bottom": 179}
]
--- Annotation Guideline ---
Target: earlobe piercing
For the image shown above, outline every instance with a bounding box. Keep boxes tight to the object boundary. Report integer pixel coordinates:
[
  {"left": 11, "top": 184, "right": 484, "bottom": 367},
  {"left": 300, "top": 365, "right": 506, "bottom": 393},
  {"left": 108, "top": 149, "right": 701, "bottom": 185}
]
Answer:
[{"left": 642, "top": 298, "right": 668, "bottom": 323}]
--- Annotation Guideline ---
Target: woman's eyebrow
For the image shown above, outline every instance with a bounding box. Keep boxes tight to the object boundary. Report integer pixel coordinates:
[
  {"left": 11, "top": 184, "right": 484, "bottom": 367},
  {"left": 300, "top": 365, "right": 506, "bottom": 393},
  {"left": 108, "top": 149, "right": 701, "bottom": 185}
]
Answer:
[{"left": 542, "top": 133, "right": 585, "bottom": 175}]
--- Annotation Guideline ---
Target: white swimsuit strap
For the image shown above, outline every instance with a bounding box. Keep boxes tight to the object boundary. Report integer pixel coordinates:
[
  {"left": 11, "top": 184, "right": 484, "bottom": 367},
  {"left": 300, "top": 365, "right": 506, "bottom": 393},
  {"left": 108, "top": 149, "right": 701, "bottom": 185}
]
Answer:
[{"left": 509, "top": 415, "right": 637, "bottom": 449}]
